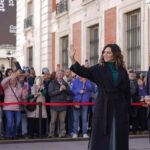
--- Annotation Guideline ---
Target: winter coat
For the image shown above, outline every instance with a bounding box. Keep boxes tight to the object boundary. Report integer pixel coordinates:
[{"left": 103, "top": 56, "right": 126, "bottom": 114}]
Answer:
[
  {"left": 129, "top": 79, "right": 141, "bottom": 118},
  {"left": 130, "top": 79, "right": 140, "bottom": 102},
  {"left": 70, "top": 62, "right": 130, "bottom": 150},
  {"left": 27, "top": 85, "right": 47, "bottom": 118},
  {"left": 71, "top": 77, "right": 92, "bottom": 102},
  {"left": 48, "top": 79, "right": 72, "bottom": 112},
  {"left": 1, "top": 76, "right": 28, "bottom": 111},
  {"left": 138, "top": 85, "right": 147, "bottom": 97},
  {"left": 43, "top": 79, "right": 51, "bottom": 102}
]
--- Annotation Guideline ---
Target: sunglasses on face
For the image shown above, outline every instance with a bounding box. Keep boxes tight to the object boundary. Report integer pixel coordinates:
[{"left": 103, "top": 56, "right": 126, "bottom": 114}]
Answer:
[{"left": 42, "top": 72, "right": 49, "bottom": 75}]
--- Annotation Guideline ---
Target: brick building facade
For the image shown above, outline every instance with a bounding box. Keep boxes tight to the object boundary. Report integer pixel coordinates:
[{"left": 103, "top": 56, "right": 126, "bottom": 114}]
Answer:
[{"left": 16, "top": 0, "right": 149, "bottom": 74}]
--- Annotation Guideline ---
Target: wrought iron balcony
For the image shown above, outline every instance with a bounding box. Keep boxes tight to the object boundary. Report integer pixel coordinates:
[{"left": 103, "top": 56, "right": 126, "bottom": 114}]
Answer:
[
  {"left": 56, "top": 0, "right": 68, "bottom": 15},
  {"left": 24, "top": 15, "right": 33, "bottom": 29}
]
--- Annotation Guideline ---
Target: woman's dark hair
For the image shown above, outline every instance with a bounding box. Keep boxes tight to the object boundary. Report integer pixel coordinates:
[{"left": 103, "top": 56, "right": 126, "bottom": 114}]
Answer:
[
  {"left": 100, "top": 44, "right": 125, "bottom": 68},
  {"left": 5, "top": 68, "right": 13, "bottom": 77}
]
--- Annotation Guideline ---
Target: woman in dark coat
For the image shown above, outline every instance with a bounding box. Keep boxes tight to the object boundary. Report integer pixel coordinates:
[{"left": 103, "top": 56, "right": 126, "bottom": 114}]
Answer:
[{"left": 69, "top": 44, "right": 130, "bottom": 150}]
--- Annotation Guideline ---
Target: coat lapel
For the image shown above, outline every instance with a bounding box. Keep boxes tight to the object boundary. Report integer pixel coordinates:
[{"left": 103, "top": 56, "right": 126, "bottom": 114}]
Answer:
[
  {"left": 102, "top": 65, "right": 124, "bottom": 87},
  {"left": 114, "top": 68, "right": 124, "bottom": 87},
  {"left": 103, "top": 65, "right": 114, "bottom": 87}
]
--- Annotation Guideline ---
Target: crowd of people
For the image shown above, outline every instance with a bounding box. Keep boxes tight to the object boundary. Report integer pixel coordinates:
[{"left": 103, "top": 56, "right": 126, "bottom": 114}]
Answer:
[
  {"left": 128, "top": 70, "right": 148, "bottom": 134},
  {"left": 0, "top": 57, "right": 148, "bottom": 140}
]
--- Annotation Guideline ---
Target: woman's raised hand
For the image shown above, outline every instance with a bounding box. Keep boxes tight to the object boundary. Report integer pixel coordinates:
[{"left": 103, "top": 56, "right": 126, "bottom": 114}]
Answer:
[
  {"left": 69, "top": 44, "right": 76, "bottom": 64},
  {"left": 11, "top": 72, "right": 17, "bottom": 79}
]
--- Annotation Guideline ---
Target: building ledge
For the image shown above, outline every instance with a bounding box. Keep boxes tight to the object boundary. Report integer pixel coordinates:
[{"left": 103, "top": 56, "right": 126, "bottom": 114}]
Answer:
[
  {"left": 24, "top": 26, "right": 33, "bottom": 33},
  {"left": 56, "top": 11, "right": 68, "bottom": 18},
  {"left": 82, "top": 0, "right": 95, "bottom": 6}
]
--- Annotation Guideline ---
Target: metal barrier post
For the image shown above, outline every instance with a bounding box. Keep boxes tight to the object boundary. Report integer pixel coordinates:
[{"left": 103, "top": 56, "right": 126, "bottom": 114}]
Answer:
[{"left": 38, "top": 102, "right": 42, "bottom": 138}]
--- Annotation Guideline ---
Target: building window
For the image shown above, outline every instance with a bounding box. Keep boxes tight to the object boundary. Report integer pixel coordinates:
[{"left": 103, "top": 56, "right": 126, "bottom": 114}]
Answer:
[
  {"left": 27, "top": 1, "right": 33, "bottom": 17},
  {"left": 27, "top": 47, "right": 33, "bottom": 67},
  {"left": 61, "top": 36, "right": 68, "bottom": 69},
  {"left": 56, "top": 0, "right": 68, "bottom": 15},
  {"left": 127, "top": 9, "right": 141, "bottom": 70},
  {"left": 89, "top": 25, "right": 99, "bottom": 65},
  {"left": 24, "top": 1, "right": 33, "bottom": 29}
]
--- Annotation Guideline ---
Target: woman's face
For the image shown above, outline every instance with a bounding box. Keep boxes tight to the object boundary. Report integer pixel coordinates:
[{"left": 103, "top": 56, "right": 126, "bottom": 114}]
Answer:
[
  {"left": 10, "top": 78, "right": 17, "bottom": 87},
  {"left": 29, "top": 69, "right": 35, "bottom": 77},
  {"left": 42, "top": 73, "right": 49, "bottom": 80},
  {"left": 137, "top": 79, "right": 144, "bottom": 86},
  {"left": 8, "top": 70, "right": 13, "bottom": 76},
  {"left": 103, "top": 47, "right": 114, "bottom": 62},
  {"left": 56, "top": 71, "right": 64, "bottom": 80}
]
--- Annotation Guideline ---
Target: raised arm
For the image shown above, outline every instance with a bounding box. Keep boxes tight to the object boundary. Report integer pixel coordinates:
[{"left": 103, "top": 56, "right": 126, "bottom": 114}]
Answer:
[
  {"left": 1, "top": 73, "right": 17, "bottom": 89},
  {"left": 69, "top": 45, "right": 97, "bottom": 83},
  {"left": 1, "top": 76, "right": 11, "bottom": 89}
]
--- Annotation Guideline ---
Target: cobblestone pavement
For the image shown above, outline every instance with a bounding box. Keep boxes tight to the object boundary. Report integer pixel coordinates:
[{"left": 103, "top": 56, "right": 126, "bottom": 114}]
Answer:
[{"left": 0, "top": 138, "right": 149, "bottom": 150}]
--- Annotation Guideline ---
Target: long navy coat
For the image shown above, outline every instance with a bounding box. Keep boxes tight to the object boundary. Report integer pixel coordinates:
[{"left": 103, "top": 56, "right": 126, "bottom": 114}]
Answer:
[{"left": 70, "top": 62, "right": 130, "bottom": 150}]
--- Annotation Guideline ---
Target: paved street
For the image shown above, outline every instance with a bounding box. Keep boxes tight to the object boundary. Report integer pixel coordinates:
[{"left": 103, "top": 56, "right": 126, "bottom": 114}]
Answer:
[{"left": 0, "top": 138, "right": 149, "bottom": 150}]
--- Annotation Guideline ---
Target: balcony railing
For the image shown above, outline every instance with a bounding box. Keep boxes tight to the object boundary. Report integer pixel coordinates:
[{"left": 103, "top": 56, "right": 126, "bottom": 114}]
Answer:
[
  {"left": 56, "top": 0, "right": 68, "bottom": 15},
  {"left": 24, "top": 15, "right": 33, "bottom": 29}
]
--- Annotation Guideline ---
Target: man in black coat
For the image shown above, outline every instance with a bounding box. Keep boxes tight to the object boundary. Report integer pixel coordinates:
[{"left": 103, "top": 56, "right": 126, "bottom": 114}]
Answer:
[
  {"left": 128, "top": 70, "right": 140, "bottom": 134},
  {"left": 48, "top": 69, "right": 72, "bottom": 138}
]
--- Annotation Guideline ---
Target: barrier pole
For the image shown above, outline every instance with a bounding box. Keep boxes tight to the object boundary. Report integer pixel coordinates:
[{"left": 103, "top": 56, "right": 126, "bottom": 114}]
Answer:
[{"left": 39, "top": 102, "right": 42, "bottom": 138}]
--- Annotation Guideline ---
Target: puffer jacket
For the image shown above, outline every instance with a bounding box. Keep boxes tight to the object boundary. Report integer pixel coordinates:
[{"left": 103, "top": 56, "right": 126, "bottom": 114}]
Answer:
[{"left": 71, "top": 77, "right": 92, "bottom": 102}]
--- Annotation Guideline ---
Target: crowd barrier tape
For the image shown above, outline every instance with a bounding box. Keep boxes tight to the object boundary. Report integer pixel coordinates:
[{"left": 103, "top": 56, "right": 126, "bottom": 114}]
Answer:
[
  {"left": 0, "top": 101, "right": 146, "bottom": 106},
  {"left": 131, "top": 102, "right": 146, "bottom": 106},
  {"left": 0, "top": 101, "right": 146, "bottom": 138}
]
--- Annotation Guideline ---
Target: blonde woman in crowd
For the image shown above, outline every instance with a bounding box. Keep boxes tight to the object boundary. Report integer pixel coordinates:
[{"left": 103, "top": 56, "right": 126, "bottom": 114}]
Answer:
[{"left": 27, "top": 76, "right": 47, "bottom": 138}]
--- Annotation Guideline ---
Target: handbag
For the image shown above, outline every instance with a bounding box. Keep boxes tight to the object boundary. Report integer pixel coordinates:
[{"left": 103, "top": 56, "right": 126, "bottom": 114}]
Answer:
[{"left": 26, "top": 96, "right": 37, "bottom": 112}]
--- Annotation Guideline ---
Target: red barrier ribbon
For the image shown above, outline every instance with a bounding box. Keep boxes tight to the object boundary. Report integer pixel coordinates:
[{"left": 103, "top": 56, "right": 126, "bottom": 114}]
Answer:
[
  {"left": 0, "top": 101, "right": 147, "bottom": 106},
  {"left": 0, "top": 102, "right": 37, "bottom": 106}
]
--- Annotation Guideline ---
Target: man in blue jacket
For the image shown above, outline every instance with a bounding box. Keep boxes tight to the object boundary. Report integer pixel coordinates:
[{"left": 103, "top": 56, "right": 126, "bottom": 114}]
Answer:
[{"left": 71, "top": 76, "right": 92, "bottom": 138}]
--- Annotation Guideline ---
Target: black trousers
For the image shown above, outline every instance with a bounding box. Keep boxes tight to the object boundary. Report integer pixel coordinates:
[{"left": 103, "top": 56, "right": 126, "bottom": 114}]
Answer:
[
  {"left": 148, "top": 118, "right": 150, "bottom": 139},
  {"left": 27, "top": 118, "right": 47, "bottom": 137}
]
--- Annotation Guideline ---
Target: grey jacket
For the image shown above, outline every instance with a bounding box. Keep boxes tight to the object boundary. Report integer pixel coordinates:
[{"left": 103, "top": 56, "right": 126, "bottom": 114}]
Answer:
[{"left": 48, "top": 79, "right": 72, "bottom": 111}]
